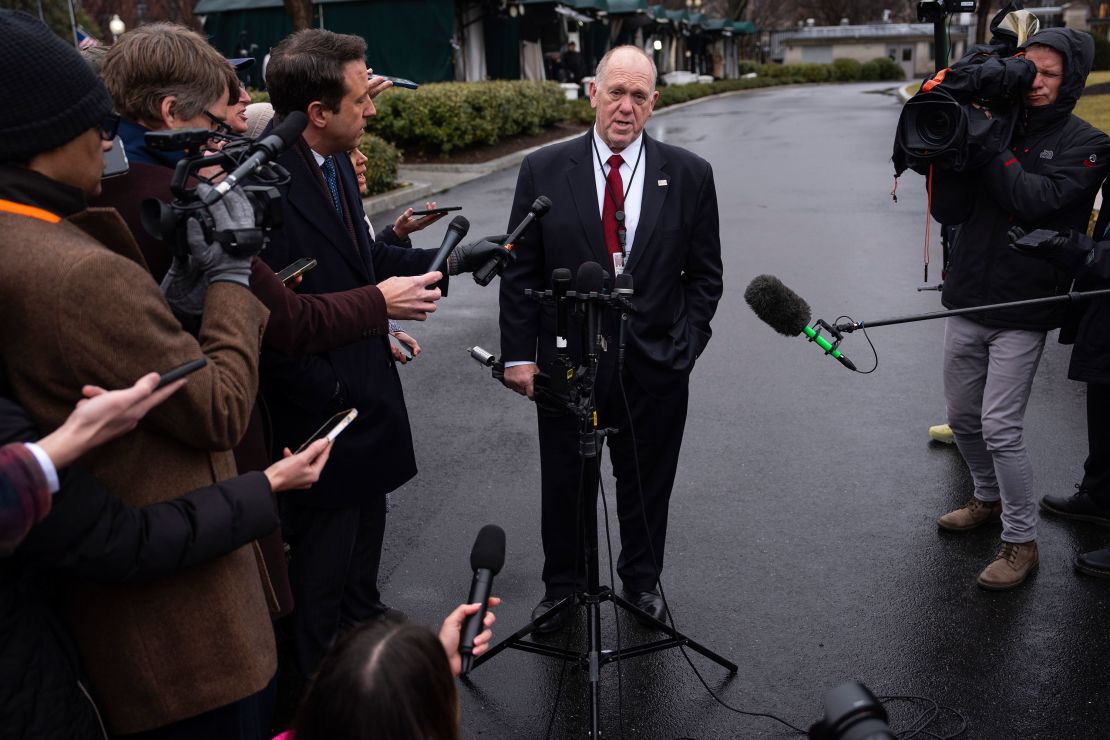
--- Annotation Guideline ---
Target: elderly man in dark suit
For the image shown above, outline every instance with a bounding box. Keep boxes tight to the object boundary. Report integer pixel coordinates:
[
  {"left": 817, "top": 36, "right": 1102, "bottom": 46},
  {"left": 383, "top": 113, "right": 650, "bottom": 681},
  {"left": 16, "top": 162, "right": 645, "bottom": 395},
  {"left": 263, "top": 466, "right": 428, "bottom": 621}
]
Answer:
[
  {"left": 499, "top": 45, "right": 723, "bottom": 632},
  {"left": 259, "top": 28, "right": 504, "bottom": 679}
]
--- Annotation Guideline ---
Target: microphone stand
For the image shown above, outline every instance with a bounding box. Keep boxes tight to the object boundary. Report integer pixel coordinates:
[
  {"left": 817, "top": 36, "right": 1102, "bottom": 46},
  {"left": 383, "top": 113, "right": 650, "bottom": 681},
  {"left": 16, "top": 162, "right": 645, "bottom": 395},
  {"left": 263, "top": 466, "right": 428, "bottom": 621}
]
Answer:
[
  {"left": 833, "top": 287, "right": 1110, "bottom": 333},
  {"left": 467, "top": 273, "right": 737, "bottom": 740}
]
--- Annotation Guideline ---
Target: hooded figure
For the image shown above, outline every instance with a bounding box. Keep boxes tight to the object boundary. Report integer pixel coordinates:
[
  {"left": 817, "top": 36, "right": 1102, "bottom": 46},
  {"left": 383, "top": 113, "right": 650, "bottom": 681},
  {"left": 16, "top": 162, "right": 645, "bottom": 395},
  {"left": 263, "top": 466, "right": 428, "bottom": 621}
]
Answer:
[{"left": 926, "top": 27, "right": 1110, "bottom": 591}]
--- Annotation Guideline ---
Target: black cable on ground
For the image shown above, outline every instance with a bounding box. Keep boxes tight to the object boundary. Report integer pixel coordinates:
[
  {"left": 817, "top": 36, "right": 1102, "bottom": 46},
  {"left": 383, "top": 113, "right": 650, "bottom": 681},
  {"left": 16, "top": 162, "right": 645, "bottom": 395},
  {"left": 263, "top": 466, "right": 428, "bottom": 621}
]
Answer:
[{"left": 615, "top": 371, "right": 809, "bottom": 736}]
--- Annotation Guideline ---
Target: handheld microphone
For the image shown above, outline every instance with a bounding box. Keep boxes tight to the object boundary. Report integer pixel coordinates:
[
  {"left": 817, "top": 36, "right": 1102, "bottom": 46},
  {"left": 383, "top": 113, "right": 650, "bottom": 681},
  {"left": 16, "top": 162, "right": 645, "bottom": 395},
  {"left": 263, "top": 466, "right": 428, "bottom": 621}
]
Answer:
[
  {"left": 744, "top": 274, "right": 857, "bottom": 371},
  {"left": 202, "top": 111, "right": 308, "bottom": 205},
  {"left": 473, "top": 195, "right": 552, "bottom": 286},
  {"left": 427, "top": 215, "right": 471, "bottom": 275},
  {"left": 459, "top": 524, "right": 506, "bottom": 675}
]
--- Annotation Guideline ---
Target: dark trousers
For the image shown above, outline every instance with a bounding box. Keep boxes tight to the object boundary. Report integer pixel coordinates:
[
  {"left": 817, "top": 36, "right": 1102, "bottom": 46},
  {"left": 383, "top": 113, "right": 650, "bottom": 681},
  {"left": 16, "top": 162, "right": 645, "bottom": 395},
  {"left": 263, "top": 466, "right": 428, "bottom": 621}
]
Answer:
[
  {"left": 1083, "top": 383, "right": 1110, "bottom": 502},
  {"left": 118, "top": 677, "right": 276, "bottom": 740},
  {"left": 282, "top": 496, "right": 387, "bottom": 677},
  {"left": 537, "top": 368, "right": 689, "bottom": 598}
]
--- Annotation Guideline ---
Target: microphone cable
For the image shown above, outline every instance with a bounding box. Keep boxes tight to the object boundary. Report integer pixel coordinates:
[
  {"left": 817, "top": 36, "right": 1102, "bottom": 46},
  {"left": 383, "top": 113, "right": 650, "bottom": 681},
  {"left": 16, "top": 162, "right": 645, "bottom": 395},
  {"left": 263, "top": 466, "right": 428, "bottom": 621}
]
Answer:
[
  {"left": 616, "top": 361, "right": 969, "bottom": 739},
  {"left": 835, "top": 314, "right": 879, "bottom": 375},
  {"left": 615, "top": 367, "right": 810, "bottom": 735},
  {"left": 544, "top": 451, "right": 585, "bottom": 740}
]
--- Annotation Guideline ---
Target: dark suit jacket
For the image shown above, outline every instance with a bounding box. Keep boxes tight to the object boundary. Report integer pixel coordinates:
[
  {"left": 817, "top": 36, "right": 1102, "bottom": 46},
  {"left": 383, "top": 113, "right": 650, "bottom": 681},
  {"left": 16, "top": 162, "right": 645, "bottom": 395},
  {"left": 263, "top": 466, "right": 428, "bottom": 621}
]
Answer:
[
  {"left": 499, "top": 132, "right": 723, "bottom": 396},
  {"left": 260, "top": 139, "right": 440, "bottom": 507}
]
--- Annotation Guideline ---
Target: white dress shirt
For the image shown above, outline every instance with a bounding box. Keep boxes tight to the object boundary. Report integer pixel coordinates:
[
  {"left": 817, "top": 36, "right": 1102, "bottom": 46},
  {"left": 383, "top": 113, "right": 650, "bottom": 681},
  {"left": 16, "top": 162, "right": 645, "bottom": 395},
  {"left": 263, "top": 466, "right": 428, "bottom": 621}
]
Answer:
[{"left": 591, "top": 126, "right": 646, "bottom": 261}]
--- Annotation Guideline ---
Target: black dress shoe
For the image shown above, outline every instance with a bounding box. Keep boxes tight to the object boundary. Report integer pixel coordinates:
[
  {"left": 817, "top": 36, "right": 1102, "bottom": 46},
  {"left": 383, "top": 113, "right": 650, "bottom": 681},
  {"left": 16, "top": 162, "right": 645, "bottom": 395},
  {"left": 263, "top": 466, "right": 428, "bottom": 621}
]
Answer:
[
  {"left": 622, "top": 588, "right": 667, "bottom": 626},
  {"left": 1040, "top": 486, "right": 1110, "bottom": 525},
  {"left": 1075, "top": 546, "right": 1110, "bottom": 578},
  {"left": 531, "top": 597, "right": 572, "bottom": 635}
]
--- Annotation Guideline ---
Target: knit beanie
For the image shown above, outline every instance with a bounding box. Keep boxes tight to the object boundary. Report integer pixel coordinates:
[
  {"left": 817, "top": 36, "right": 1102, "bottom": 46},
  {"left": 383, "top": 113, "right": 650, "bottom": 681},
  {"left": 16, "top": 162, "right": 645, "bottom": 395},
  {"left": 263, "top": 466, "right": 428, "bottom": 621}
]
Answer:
[{"left": 0, "top": 10, "right": 113, "bottom": 162}]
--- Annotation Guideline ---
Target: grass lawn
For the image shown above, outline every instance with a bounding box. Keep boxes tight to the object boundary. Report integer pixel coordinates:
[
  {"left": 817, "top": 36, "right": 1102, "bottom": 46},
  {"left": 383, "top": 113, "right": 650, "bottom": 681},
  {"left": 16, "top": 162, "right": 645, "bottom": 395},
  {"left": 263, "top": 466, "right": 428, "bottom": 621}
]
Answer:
[{"left": 1076, "top": 70, "right": 1110, "bottom": 134}]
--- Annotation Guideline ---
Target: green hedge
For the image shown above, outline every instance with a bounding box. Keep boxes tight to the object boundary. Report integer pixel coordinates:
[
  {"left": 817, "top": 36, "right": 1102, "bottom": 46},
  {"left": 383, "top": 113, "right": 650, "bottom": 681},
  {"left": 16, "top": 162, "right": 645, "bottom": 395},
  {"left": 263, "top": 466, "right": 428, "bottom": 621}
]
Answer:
[
  {"left": 365, "top": 80, "right": 566, "bottom": 156},
  {"left": 358, "top": 134, "right": 401, "bottom": 196}
]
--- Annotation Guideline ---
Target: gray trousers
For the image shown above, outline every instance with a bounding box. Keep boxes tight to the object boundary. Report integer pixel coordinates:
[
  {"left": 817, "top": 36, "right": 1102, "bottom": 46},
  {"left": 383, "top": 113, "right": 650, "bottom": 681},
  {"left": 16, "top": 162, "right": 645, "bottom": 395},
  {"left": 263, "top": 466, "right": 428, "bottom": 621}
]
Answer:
[{"left": 943, "top": 316, "right": 1046, "bottom": 543}]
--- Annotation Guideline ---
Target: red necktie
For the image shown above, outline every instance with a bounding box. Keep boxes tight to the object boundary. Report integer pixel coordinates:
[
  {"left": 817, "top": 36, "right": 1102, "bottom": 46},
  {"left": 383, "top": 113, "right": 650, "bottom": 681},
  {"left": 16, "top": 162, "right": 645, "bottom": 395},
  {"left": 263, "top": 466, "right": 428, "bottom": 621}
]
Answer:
[{"left": 601, "top": 154, "right": 625, "bottom": 261}]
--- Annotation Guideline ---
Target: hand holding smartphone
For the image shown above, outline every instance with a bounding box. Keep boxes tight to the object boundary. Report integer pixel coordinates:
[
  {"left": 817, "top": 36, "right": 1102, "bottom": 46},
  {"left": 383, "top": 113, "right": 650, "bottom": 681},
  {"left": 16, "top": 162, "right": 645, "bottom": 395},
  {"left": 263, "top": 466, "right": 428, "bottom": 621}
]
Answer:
[
  {"left": 156, "top": 358, "right": 207, "bottom": 389},
  {"left": 374, "top": 74, "right": 419, "bottom": 89},
  {"left": 410, "top": 206, "right": 462, "bottom": 217},
  {"left": 295, "top": 408, "right": 359, "bottom": 453},
  {"left": 276, "top": 257, "right": 318, "bottom": 285}
]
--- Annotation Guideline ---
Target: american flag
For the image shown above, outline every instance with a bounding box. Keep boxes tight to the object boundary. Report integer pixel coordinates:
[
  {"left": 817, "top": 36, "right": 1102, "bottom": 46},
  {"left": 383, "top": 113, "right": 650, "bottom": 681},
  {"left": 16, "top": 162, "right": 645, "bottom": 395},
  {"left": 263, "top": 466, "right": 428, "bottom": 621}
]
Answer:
[{"left": 76, "top": 27, "right": 101, "bottom": 49}]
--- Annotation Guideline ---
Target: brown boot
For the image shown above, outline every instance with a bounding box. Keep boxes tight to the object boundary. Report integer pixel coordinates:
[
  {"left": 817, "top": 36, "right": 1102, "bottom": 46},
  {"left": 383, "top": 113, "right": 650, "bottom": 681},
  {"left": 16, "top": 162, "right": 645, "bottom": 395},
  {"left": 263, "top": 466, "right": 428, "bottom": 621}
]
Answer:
[
  {"left": 977, "top": 541, "right": 1039, "bottom": 590},
  {"left": 937, "top": 498, "right": 1002, "bottom": 531}
]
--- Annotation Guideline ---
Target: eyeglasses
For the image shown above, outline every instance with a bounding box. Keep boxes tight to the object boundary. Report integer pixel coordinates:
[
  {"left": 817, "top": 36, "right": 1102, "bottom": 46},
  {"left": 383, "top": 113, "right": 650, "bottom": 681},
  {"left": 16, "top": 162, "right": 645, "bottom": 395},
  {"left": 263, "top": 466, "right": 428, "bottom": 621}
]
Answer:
[
  {"left": 203, "top": 110, "right": 233, "bottom": 135},
  {"left": 98, "top": 112, "right": 120, "bottom": 141}
]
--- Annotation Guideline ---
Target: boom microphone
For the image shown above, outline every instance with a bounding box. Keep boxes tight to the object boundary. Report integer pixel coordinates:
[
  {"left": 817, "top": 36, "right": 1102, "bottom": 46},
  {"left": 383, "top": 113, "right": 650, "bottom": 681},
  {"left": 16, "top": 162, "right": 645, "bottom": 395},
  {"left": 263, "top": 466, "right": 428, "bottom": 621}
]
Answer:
[
  {"left": 744, "top": 274, "right": 857, "bottom": 371},
  {"left": 473, "top": 195, "right": 553, "bottom": 286},
  {"left": 202, "top": 111, "right": 308, "bottom": 205},
  {"left": 459, "top": 524, "right": 506, "bottom": 675},
  {"left": 427, "top": 215, "right": 471, "bottom": 275}
]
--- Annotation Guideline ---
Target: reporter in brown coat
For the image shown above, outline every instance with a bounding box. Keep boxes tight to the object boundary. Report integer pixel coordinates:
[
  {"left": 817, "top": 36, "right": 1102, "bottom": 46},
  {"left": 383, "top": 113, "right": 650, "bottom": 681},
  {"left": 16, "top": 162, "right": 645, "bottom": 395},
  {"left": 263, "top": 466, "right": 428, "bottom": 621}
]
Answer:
[{"left": 0, "top": 12, "right": 275, "bottom": 738}]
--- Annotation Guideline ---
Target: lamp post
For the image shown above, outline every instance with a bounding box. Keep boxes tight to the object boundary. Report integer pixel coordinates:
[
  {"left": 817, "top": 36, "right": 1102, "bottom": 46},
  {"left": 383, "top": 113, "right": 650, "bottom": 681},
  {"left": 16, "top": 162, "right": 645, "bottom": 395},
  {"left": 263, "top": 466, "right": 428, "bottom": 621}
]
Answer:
[{"left": 108, "top": 14, "right": 125, "bottom": 42}]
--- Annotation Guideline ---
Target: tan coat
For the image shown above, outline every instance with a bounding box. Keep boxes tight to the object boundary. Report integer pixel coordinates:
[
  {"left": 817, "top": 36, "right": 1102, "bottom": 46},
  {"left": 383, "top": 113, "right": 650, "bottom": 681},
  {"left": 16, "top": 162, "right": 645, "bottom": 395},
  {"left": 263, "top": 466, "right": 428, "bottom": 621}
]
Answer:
[{"left": 0, "top": 207, "right": 273, "bottom": 733}]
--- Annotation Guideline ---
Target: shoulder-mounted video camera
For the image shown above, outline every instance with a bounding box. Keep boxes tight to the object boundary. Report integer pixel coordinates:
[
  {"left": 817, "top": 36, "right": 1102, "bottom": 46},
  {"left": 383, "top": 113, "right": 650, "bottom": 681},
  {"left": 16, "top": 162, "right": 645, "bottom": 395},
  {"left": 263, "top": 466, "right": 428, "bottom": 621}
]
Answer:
[
  {"left": 894, "top": 2, "right": 1036, "bottom": 176},
  {"left": 140, "top": 111, "right": 308, "bottom": 258}
]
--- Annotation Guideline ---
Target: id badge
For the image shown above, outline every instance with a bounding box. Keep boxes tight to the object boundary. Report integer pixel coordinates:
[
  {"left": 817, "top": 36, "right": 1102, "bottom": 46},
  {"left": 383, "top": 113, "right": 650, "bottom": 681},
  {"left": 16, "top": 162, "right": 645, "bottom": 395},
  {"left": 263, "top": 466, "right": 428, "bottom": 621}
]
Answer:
[{"left": 611, "top": 251, "right": 625, "bottom": 276}]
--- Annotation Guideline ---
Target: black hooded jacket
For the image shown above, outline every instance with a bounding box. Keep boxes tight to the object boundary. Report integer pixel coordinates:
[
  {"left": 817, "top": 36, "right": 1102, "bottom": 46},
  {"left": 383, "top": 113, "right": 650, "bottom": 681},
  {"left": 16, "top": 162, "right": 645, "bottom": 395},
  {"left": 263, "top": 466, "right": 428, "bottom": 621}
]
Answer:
[{"left": 932, "top": 28, "right": 1110, "bottom": 330}]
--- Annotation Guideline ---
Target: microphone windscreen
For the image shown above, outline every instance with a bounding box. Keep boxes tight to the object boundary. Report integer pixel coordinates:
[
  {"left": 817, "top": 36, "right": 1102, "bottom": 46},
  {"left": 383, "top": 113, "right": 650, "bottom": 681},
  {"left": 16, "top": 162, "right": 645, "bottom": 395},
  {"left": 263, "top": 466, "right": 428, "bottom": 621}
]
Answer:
[
  {"left": 470, "top": 524, "right": 506, "bottom": 573},
  {"left": 744, "top": 274, "right": 812, "bottom": 336},
  {"left": 532, "top": 195, "right": 552, "bottom": 217},
  {"left": 551, "top": 267, "right": 572, "bottom": 290},
  {"left": 575, "top": 261, "right": 606, "bottom": 294},
  {"left": 447, "top": 214, "right": 470, "bottom": 235},
  {"left": 271, "top": 111, "right": 308, "bottom": 148},
  {"left": 614, "top": 273, "right": 633, "bottom": 294}
]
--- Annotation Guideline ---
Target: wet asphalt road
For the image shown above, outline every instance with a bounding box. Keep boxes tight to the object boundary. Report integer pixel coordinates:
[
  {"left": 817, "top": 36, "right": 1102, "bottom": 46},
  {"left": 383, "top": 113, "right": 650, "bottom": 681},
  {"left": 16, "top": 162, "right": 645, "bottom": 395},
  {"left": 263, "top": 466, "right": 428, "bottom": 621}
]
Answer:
[{"left": 369, "top": 82, "right": 1110, "bottom": 739}]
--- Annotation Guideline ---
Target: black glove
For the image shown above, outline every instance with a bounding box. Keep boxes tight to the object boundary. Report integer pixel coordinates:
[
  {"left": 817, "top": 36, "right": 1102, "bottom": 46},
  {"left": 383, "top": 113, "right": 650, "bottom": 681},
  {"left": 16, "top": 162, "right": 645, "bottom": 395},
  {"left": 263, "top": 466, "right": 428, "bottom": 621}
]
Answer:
[
  {"left": 447, "top": 234, "right": 512, "bottom": 276},
  {"left": 1009, "top": 227, "right": 1091, "bottom": 273}
]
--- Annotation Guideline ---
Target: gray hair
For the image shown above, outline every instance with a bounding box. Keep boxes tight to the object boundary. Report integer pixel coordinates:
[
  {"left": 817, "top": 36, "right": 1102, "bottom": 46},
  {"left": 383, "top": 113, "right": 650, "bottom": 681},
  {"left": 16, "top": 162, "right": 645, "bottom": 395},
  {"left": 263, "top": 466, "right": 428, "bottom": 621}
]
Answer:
[{"left": 593, "top": 45, "right": 657, "bottom": 90}]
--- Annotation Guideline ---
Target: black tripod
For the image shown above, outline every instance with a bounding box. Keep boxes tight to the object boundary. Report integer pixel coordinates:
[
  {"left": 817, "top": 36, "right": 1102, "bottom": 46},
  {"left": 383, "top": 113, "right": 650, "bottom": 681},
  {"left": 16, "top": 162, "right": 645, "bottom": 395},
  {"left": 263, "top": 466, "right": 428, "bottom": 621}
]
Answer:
[{"left": 468, "top": 265, "right": 737, "bottom": 739}]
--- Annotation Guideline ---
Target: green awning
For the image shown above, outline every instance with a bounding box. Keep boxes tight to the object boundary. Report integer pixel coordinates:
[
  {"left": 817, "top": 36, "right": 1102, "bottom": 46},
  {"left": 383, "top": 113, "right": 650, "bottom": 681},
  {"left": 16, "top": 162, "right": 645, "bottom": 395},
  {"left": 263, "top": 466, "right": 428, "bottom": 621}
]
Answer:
[
  {"left": 703, "top": 17, "right": 726, "bottom": 31},
  {"left": 572, "top": 0, "right": 608, "bottom": 13},
  {"left": 663, "top": 8, "right": 688, "bottom": 23},
  {"left": 194, "top": 0, "right": 280, "bottom": 12},
  {"left": 649, "top": 4, "right": 669, "bottom": 21},
  {"left": 605, "top": 0, "right": 647, "bottom": 13},
  {"left": 730, "top": 20, "right": 755, "bottom": 34},
  {"left": 687, "top": 11, "right": 705, "bottom": 26}
]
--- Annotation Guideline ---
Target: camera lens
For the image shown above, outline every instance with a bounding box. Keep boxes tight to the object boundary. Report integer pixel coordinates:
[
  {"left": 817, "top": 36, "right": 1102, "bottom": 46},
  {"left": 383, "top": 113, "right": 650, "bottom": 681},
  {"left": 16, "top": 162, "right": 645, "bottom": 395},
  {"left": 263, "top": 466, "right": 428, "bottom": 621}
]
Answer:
[{"left": 915, "top": 106, "right": 960, "bottom": 148}]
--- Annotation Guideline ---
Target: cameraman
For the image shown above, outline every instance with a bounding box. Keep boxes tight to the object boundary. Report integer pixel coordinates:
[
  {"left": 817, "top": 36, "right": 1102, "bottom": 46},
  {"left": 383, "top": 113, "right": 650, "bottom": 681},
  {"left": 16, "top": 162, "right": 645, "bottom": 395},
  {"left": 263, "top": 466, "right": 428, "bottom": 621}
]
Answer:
[{"left": 931, "top": 28, "right": 1110, "bottom": 591}]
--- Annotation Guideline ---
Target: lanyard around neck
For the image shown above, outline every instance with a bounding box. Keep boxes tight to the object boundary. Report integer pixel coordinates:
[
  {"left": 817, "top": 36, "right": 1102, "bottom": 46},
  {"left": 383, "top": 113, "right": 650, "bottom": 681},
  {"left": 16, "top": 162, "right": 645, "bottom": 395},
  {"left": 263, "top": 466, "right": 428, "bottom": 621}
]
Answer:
[{"left": 592, "top": 136, "right": 644, "bottom": 255}]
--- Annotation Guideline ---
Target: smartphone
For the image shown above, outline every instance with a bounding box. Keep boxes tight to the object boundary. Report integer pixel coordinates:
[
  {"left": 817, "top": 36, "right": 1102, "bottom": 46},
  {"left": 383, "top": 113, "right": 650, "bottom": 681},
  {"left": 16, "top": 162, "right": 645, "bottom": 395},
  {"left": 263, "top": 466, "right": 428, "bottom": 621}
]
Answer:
[
  {"left": 1013, "top": 228, "right": 1060, "bottom": 249},
  {"left": 102, "top": 136, "right": 129, "bottom": 179},
  {"left": 295, "top": 408, "right": 359, "bottom": 453},
  {"left": 375, "top": 74, "right": 419, "bottom": 90},
  {"left": 390, "top": 333, "right": 414, "bottom": 361},
  {"left": 410, "top": 206, "right": 462, "bottom": 217},
  {"left": 276, "top": 257, "right": 318, "bottom": 285},
  {"left": 155, "top": 358, "right": 207, "bottom": 389}
]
